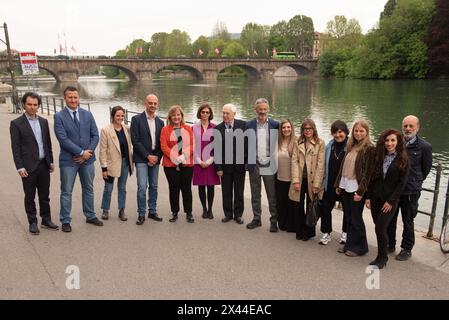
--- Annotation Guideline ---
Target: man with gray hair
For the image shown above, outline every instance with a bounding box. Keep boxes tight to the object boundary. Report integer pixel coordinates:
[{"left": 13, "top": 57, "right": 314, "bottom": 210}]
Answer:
[
  {"left": 246, "top": 98, "right": 279, "bottom": 232},
  {"left": 214, "top": 104, "right": 247, "bottom": 224},
  {"left": 388, "top": 115, "right": 432, "bottom": 261}
]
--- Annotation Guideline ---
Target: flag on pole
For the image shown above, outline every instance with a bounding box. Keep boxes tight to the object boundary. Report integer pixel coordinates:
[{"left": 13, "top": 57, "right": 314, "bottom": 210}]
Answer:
[
  {"left": 253, "top": 50, "right": 258, "bottom": 56},
  {"left": 246, "top": 50, "right": 250, "bottom": 56},
  {"left": 215, "top": 47, "right": 220, "bottom": 55},
  {"left": 198, "top": 48, "right": 204, "bottom": 56}
]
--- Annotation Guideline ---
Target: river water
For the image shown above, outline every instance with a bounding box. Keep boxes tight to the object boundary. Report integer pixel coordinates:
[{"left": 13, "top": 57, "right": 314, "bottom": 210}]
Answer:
[{"left": 17, "top": 76, "right": 449, "bottom": 232}]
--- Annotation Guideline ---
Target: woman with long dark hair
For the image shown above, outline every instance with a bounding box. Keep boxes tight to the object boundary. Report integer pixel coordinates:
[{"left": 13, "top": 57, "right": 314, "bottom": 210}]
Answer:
[{"left": 366, "top": 129, "right": 409, "bottom": 269}]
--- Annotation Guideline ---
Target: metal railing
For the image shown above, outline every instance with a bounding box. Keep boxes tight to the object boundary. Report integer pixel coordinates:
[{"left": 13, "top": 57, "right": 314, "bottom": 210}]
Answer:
[
  {"left": 14, "top": 93, "right": 91, "bottom": 115},
  {"left": 420, "top": 164, "right": 443, "bottom": 238}
]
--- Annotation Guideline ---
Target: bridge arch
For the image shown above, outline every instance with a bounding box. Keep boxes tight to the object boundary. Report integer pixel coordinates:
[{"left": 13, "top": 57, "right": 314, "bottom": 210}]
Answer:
[
  {"left": 218, "top": 64, "right": 261, "bottom": 79},
  {"left": 79, "top": 64, "right": 138, "bottom": 81},
  {"left": 156, "top": 64, "right": 203, "bottom": 80},
  {"left": 281, "top": 63, "right": 311, "bottom": 76}
]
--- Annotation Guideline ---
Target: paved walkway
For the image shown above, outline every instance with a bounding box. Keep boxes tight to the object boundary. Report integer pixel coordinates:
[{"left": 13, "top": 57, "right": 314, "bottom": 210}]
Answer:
[{"left": 1, "top": 108, "right": 449, "bottom": 299}]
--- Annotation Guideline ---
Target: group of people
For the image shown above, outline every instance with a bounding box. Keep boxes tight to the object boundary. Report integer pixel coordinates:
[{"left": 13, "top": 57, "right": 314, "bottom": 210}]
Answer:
[{"left": 10, "top": 87, "right": 432, "bottom": 270}]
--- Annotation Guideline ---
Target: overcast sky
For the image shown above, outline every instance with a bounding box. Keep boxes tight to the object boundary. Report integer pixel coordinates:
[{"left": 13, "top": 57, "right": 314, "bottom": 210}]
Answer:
[{"left": 2, "top": 0, "right": 387, "bottom": 56}]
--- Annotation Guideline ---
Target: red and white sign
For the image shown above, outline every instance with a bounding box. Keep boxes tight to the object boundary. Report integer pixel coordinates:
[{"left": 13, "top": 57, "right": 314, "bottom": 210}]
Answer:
[{"left": 20, "top": 52, "right": 39, "bottom": 75}]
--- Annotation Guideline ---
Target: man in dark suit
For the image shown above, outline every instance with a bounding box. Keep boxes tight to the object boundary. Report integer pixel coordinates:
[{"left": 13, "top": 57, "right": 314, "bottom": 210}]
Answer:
[
  {"left": 54, "top": 86, "right": 102, "bottom": 232},
  {"left": 10, "top": 92, "right": 58, "bottom": 235},
  {"left": 245, "top": 98, "right": 279, "bottom": 232},
  {"left": 388, "top": 115, "right": 432, "bottom": 261},
  {"left": 214, "top": 103, "right": 247, "bottom": 224},
  {"left": 130, "top": 94, "right": 165, "bottom": 225}
]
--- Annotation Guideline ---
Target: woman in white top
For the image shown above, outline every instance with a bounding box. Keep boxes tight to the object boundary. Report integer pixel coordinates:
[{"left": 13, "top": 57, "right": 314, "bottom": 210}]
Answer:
[
  {"left": 276, "top": 119, "right": 297, "bottom": 232},
  {"left": 335, "top": 119, "right": 375, "bottom": 257}
]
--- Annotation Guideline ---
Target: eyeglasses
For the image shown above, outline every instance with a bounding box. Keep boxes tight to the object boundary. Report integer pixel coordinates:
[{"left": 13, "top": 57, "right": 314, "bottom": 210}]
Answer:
[
  {"left": 303, "top": 127, "right": 314, "bottom": 131},
  {"left": 201, "top": 111, "right": 210, "bottom": 114}
]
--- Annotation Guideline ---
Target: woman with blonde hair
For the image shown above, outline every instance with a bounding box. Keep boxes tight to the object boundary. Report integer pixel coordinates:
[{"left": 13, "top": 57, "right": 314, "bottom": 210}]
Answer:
[
  {"left": 289, "top": 118, "right": 325, "bottom": 241},
  {"left": 335, "top": 119, "right": 375, "bottom": 257},
  {"left": 160, "top": 105, "right": 195, "bottom": 223},
  {"left": 276, "top": 119, "right": 297, "bottom": 232}
]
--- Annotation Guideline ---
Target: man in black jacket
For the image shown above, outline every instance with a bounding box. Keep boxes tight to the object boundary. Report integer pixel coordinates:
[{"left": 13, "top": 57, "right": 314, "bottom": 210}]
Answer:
[
  {"left": 214, "top": 104, "right": 247, "bottom": 224},
  {"left": 388, "top": 115, "right": 432, "bottom": 261},
  {"left": 130, "top": 94, "right": 165, "bottom": 225},
  {"left": 10, "top": 92, "right": 58, "bottom": 235}
]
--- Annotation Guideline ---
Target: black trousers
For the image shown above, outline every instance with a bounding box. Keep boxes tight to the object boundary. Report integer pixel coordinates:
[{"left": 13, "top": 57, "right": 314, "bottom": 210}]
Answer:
[
  {"left": 21, "top": 160, "right": 51, "bottom": 224},
  {"left": 221, "top": 171, "right": 246, "bottom": 218},
  {"left": 276, "top": 180, "right": 293, "bottom": 231},
  {"left": 387, "top": 193, "right": 420, "bottom": 251},
  {"left": 371, "top": 199, "right": 398, "bottom": 263},
  {"left": 320, "top": 190, "right": 349, "bottom": 234},
  {"left": 295, "top": 180, "right": 316, "bottom": 239},
  {"left": 341, "top": 191, "right": 368, "bottom": 255},
  {"left": 164, "top": 166, "right": 193, "bottom": 214}
]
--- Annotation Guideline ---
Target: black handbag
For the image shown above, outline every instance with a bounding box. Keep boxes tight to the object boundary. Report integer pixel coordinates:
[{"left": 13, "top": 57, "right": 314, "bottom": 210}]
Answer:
[{"left": 306, "top": 195, "right": 321, "bottom": 227}]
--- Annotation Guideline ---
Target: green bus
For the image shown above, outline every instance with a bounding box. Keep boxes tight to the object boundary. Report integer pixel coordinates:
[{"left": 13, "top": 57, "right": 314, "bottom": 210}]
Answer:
[{"left": 272, "top": 52, "right": 297, "bottom": 60}]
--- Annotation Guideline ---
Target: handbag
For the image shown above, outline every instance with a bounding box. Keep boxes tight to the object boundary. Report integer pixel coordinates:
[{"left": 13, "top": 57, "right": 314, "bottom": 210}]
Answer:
[{"left": 306, "top": 195, "right": 321, "bottom": 227}]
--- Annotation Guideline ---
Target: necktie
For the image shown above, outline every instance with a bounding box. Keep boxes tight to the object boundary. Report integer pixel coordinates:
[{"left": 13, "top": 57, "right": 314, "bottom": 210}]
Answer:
[{"left": 73, "top": 111, "right": 80, "bottom": 129}]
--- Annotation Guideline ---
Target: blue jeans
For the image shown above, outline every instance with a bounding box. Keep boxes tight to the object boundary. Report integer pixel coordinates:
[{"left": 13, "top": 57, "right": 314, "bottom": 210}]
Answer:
[
  {"left": 136, "top": 163, "right": 159, "bottom": 217},
  {"left": 101, "top": 160, "right": 129, "bottom": 211},
  {"left": 60, "top": 164, "right": 96, "bottom": 224}
]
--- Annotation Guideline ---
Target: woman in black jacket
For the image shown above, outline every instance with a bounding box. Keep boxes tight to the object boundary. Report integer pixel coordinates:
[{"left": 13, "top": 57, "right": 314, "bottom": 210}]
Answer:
[{"left": 366, "top": 129, "right": 409, "bottom": 269}]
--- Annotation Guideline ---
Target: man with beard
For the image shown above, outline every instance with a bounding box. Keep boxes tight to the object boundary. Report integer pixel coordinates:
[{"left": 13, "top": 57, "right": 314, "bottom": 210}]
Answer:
[{"left": 387, "top": 115, "right": 432, "bottom": 261}]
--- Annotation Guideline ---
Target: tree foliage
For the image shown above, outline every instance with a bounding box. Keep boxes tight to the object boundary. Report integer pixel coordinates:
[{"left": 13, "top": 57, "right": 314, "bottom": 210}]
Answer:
[
  {"left": 286, "top": 15, "right": 315, "bottom": 58},
  {"left": 240, "top": 23, "right": 269, "bottom": 56},
  {"left": 426, "top": 0, "right": 449, "bottom": 75}
]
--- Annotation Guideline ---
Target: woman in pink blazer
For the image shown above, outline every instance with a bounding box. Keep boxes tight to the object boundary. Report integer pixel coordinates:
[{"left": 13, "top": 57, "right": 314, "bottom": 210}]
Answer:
[{"left": 192, "top": 103, "right": 220, "bottom": 219}]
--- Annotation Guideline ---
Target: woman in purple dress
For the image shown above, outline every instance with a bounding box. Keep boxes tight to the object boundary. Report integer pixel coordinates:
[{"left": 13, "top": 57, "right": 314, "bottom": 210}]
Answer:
[{"left": 193, "top": 103, "right": 220, "bottom": 219}]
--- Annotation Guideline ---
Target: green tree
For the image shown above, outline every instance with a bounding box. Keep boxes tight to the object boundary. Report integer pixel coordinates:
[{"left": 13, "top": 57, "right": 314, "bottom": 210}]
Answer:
[
  {"left": 267, "top": 20, "right": 289, "bottom": 53},
  {"left": 347, "top": 0, "right": 436, "bottom": 79},
  {"left": 150, "top": 32, "right": 169, "bottom": 57},
  {"left": 192, "top": 36, "right": 210, "bottom": 57},
  {"left": 380, "top": 0, "right": 397, "bottom": 19},
  {"left": 223, "top": 41, "right": 246, "bottom": 58},
  {"left": 208, "top": 39, "right": 227, "bottom": 58},
  {"left": 286, "top": 15, "right": 315, "bottom": 58},
  {"left": 240, "top": 23, "right": 269, "bottom": 56},
  {"left": 164, "top": 29, "right": 192, "bottom": 57},
  {"left": 321, "top": 16, "right": 363, "bottom": 53}
]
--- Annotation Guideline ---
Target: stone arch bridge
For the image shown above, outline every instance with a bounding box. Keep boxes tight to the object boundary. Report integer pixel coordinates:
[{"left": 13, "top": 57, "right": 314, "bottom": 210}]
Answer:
[{"left": 0, "top": 57, "right": 317, "bottom": 82}]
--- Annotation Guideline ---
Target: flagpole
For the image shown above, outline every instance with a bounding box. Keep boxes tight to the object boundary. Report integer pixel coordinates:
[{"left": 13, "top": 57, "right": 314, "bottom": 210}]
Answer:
[{"left": 64, "top": 32, "right": 68, "bottom": 56}]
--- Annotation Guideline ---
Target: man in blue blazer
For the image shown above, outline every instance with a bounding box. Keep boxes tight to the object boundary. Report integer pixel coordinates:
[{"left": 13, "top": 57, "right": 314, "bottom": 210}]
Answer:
[
  {"left": 245, "top": 98, "right": 279, "bottom": 232},
  {"left": 130, "top": 94, "right": 164, "bottom": 225},
  {"left": 54, "top": 86, "right": 102, "bottom": 232}
]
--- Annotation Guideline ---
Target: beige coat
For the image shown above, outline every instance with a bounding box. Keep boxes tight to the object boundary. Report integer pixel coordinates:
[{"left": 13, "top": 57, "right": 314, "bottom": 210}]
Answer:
[
  {"left": 288, "top": 138, "right": 325, "bottom": 202},
  {"left": 99, "top": 124, "right": 134, "bottom": 177}
]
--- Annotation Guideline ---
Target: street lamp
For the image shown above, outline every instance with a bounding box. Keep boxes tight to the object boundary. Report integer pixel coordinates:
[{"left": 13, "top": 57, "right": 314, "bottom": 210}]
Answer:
[{"left": 1, "top": 22, "right": 19, "bottom": 111}]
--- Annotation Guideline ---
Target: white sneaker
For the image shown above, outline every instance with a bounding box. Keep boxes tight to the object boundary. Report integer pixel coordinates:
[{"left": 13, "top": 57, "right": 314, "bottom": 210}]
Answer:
[
  {"left": 319, "top": 233, "right": 331, "bottom": 245},
  {"left": 340, "top": 232, "right": 347, "bottom": 244}
]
